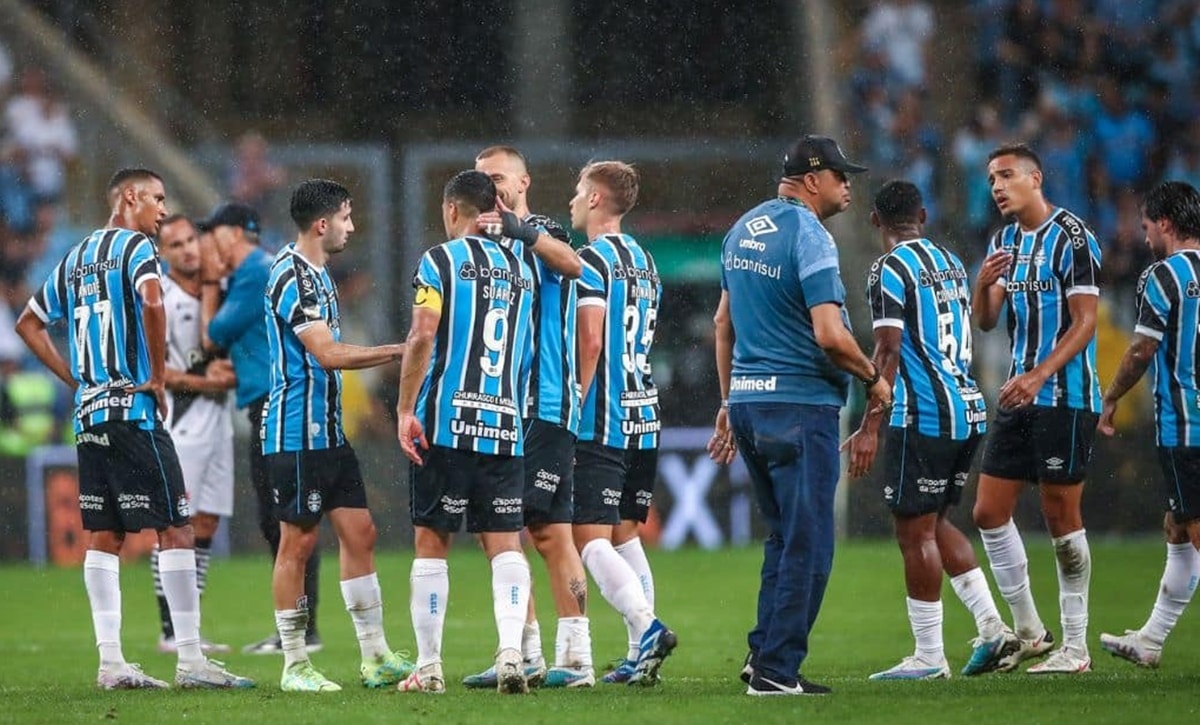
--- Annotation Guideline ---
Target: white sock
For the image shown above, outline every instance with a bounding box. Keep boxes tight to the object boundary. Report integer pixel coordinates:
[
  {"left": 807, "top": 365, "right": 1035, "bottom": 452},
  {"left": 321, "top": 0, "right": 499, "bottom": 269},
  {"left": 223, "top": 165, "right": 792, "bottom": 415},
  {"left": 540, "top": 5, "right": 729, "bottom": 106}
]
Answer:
[
  {"left": 159, "top": 548, "right": 204, "bottom": 665},
  {"left": 84, "top": 550, "right": 124, "bottom": 667},
  {"left": 275, "top": 608, "right": 309, "bottom": 669},
  {"left": 522, "top": 619, "right": 543, "bottom": 663},
  {"left": 950, "top": 567, "right": 1006, "bottom": 639},
  {"left": 555, "top": 616, "right": 593, "bottom": 669},
  {"left": 615, "top": 537, "right": 656, "bottom": 608},
  {"left": 492, "top": 551, "right": 532, "bottom": 654},
  {"left": 340, "top": 572, "right": 390, "bottom": 661},
  {"left": 1053, "top": 529, "right": 1091, "bottom": 654},
  {"left": 1140, "top": 542, "right": 1199, "bottom": 647},
  {"left": 980, "top": 520, "right": 1044, "bottom": 639},
  {"left": 580, "top": 539, "right": 654, "bottom": 639},
  {"left": 908, "top": 597, "right": 944, "bottom": 664},
  {"left": 410, "top": 558, "right": 448, "bottom": 668}
]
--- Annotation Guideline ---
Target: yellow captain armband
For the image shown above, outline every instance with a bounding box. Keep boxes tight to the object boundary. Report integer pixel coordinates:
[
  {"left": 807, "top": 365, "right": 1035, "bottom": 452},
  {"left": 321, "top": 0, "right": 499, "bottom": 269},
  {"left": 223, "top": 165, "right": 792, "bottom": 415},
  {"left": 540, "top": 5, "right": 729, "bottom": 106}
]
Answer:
[{"left": 414, "top": 285, "right": 442, "bottom": 313}]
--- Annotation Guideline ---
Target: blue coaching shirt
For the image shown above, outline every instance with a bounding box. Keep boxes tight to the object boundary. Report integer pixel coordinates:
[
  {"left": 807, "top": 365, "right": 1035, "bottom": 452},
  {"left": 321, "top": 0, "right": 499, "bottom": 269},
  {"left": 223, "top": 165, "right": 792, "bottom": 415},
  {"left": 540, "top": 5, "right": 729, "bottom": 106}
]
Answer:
[
  {"left": 988, "top": 207, "right": 1102, "bottom": 412},
  {"left": 868, "top": 238, "right": 986, "bottom": 440},
  {"left": 577, "top": 233, "right": 662, "bottom": 450},
  {"left": 413, "top": 235, "right": 535, "bottom": 457},
  {"left": 1134, "top": 249, "right": 1200, "bottom": 447},
  {"left": 504, "top": 214, "right": 580, "bottom": 435},
  {"left": 722, "top": 197, "right": 852, "bottom": 407},
  {"left": 262, "top": 245, "right": 344, "bottom": 453},
  {"left": 29, "top": 228, "right": 162, "bottom": 433},
  {"left": 208, "top": 245, "right": 272, "bottom": 408}
]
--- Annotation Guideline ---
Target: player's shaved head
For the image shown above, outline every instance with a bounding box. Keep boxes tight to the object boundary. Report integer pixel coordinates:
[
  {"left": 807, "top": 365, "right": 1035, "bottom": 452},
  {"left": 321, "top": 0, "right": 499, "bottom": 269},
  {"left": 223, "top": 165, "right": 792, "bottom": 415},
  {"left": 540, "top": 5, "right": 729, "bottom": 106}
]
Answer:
[
  {"left": 873, "top": 180, "right": 924, "bottom": 227},
  {"left": 475, "top": 145, "right": 527, "bottom": 172}
]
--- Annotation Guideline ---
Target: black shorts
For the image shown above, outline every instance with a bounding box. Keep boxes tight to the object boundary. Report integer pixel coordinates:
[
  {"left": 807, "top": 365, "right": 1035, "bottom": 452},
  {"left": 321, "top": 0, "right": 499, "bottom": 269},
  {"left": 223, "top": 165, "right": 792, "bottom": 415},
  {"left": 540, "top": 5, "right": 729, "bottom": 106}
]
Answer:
[
  {"left": 76, "top": 421, "right": 189, "bottom": 532},
  {"left": 267, "top": 445, "right": 368, "bottom": 527},
  {"left": 410, "top": 445, "right": 524, "bottom": 534},
  {"left": 883, "top": 427, "right": 982, "bottom": 517},
  {"left": 1158, "top": 447, "right": 1200, "bottom": 524},
  {"left": 523, "top": 419, "right": 576, "bottom": 527},
  {"left": 980, "top": 405, "right": 1098, "bottom": 484},
  {"left": 573, "top": 441, "right": 626, "bottom": 525},
  {"left": 622, "top": 447, "right": 658, "bottom": 523}
]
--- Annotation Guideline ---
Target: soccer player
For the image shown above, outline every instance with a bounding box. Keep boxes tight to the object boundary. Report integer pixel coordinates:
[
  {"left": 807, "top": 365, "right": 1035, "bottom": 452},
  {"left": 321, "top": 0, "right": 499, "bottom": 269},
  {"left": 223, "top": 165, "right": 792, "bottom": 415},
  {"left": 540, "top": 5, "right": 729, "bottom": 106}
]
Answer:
[
  {"left": 150, "top": 214, "right": 236, "bottom": 655},
  {"left": 1097, "top": 181, "right": 1200, "bottom": 668},
  {"left": 396, "top": 170, "right": 536, "bottom": 695},
  {"left": 200, "top": 203, "right": 324, "bottom": 655},
  {"left": 14, "top": 168, "right": 253, "bottom": 690},
  {"left": 263, "top": 179, "right": 411, "bottom": 692},
  {"left": 843, "top": 180, "right": 1018, "bottom": 680},
  {"left": 972, "top": 143, "right": 1102, "bottom": 674},
  {"left": 710, "top": 136, "right": 889, "bottom": 696},
  {"left": 570, "top": 160, "right": 676, "bottom": 686},
  {"left": 460, "top": 145, "right": 594, "bottom": 689}
]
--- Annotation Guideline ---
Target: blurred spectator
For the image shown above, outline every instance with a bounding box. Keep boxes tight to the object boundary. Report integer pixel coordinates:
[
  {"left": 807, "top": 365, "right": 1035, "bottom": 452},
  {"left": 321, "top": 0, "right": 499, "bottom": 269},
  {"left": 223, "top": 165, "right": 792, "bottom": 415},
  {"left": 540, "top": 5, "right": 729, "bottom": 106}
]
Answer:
[
  {"left": 952, "top": 103, "right": 1003, "bottom": 248},
  {"left": 1037, "top": 106, "right": 1091, "bottom": 222},
  {"left": 995, "top": 0, "right": 1043, "bottom": 122},
  {"left": 0, "top": 40, "right": 12, "bottom": 101},
  {"left": 1090, "top": 78, "right": 1156, "bottom": 191},
  {"left": 227, "top": 130, "right": 286, "bottom": 210},
  {"left": 3, "top": 66, "right": 78, "bottom": 210},
  {"left": 1100, "top": 189, "right": 1154, "bottom": 326},
  {"left": 861, "top": 0, "right": 934, "bottom": 89}
]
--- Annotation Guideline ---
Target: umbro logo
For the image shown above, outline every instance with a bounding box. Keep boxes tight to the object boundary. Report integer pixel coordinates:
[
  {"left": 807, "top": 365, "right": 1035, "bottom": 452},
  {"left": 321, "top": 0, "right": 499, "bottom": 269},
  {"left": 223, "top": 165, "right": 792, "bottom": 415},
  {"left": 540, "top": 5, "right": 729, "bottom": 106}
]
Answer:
[
  {"left": 746, "top": 215, "right": 778, "bottom": 238},
  {"left": 1045, "top": 457, "right": 1065, "bottom": 471}
]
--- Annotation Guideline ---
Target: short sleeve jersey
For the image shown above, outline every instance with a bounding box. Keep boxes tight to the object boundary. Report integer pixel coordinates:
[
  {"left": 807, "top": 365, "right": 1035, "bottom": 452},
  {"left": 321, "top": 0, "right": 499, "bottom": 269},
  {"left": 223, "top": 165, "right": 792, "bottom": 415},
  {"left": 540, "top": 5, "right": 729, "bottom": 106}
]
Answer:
[{"left": 1134, "top": 250, "right": 1200, "bottom": 447}]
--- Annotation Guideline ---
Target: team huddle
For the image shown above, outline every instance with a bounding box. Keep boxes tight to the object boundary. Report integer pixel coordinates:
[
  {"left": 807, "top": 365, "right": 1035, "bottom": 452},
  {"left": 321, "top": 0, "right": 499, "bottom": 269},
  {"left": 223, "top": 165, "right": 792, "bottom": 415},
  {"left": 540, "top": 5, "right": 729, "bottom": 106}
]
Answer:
[
  {"left": 15, "top": 135, "right": 1200, "bottom": 698},
  {"left": 14, "top": 147, "right": 676, "bottom": 694},
  {"left": 710, "top": 135, "right": 1200, "bottom": 696}
]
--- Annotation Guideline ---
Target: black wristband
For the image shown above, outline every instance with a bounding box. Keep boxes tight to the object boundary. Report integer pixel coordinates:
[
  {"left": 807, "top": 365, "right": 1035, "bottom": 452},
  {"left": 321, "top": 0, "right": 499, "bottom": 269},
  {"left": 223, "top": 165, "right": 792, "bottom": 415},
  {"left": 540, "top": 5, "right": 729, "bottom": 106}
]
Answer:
[{"left": 860, "top": 365, "right": 880, "bottom": 387}]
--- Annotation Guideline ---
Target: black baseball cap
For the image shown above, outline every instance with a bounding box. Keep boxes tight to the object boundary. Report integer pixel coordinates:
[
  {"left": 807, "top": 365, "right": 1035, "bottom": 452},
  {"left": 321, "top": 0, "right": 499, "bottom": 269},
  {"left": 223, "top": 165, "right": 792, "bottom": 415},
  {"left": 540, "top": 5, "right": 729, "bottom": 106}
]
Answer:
[
  {"left": 782, "top": 135, "right": 868, "bottom": 177},
  {"left": 200, "top": 202, "right": 261, "bottom": 235}
]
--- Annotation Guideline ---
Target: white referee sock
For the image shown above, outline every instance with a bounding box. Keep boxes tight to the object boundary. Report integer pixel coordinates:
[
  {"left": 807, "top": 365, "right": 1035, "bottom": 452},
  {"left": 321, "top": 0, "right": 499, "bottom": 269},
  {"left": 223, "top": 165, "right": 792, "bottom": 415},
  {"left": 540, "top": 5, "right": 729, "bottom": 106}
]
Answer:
[
  {"left": 1053, "top": 528, "right": 1091, "bottom": 654},
  {"left": 159, "top": 548, "right": 204, "bottom": 665},
  {"left": 555, "top": 616, "right": 593, "bottom": 669},
  {"left": 1140, "top": 542, "right": 1199, "bottom": 647},
  {"left": 615, "top": 536, "right": 656, "bottom": 660},
  {"left": 84, "top": 550, "right": 125, "bottom": 667},
  {"left": 950, "top": 567, "right": 1006, "bottom": 639},
  {"left": 491, "top": 551, "right": 532, "bottom": 654},
  {"left": 580, "top": 539, "right": 654, "bottom": 640},
  {"left": 410, "top": 558, "right": 449, "bottom": 668},
  {"left": 907, "top": 597, "right": 945, "bottom": 664},
  {"left": 522, "top": 619, "right": 544, "bottom": 664},
  {"left": 980, "top": 520, "right": 1045, "bottom": 639},
  {"left": 340, "top": 572, "right": 390, "bottom": 661}
]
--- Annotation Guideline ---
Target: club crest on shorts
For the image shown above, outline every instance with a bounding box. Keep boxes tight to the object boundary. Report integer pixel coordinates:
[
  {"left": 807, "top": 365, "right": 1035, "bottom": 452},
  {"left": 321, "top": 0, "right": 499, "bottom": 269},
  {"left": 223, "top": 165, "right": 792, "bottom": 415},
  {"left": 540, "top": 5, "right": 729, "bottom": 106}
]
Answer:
[
  {"left": 307, "top": 490, "right": 322, "bottom": 513},
  {"left": 176, "top": 495, "right": 191, "bottom": 518}
]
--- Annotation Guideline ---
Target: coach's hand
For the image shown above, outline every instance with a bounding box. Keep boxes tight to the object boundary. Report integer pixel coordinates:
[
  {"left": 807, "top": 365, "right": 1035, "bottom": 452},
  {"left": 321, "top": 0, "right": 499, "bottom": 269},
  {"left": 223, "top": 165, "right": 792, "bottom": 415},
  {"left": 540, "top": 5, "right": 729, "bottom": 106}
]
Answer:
[
  {"left": 1097, "top": 398, "right": 1118, "bottom": 436},
  {"left": 866, "top": 376, "right": 893, "bottom": 415},
  {"left": 840, "top": 428, "right": 878, "bottom": 478},
  {"left": 398, "top": 413, "right": 429, "bottom": 465},
  {"left": 707, "top": 406, "right": 737, "bottom": 465}
]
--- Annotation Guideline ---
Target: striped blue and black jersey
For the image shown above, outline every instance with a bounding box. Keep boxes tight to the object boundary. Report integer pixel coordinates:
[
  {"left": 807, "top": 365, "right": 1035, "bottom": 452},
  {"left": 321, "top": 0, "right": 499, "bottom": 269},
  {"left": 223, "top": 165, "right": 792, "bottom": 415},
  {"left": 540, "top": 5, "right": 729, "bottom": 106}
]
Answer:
[
  {"left": 413, "top": 235, "right": 535, "bottom": 457},
  {"left": 502, "top": 214, "right": 580, "bottom": 435},
  {"left": 577, "top": 234, "right": 662, "bottom": 450},
  {"left": 868, "top": 238, "right": 986, "bottom": 440},
  {"left": 262, "top": 245, "right": 344, "bottom": 454},
  {"left": 28, "top": 227, "right": 162, "bottom": 433},
  {"left": 988, "top": 208, "right": 1102, "bottom": 412},
  {"left": 1134, "top": 250, "right": 1200, "bottom": 447}
]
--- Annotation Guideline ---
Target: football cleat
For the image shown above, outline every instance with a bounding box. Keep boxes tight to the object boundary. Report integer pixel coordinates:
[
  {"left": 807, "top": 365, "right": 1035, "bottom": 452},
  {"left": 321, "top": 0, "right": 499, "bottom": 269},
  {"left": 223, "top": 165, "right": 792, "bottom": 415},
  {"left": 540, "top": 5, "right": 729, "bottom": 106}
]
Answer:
[
  {"left": 601, "top": 659, "right": 638, "bottom": 684},
  {"left": 746, "top": 672, "right": 831, "bottom": 696},
  {"left": 495, "top": 647, "right": 529, "bottom": 694},
  {"left": 361, "top": 650, "right": 416, "bottom": 688},
  {"left": 97, "top": 662, "right": 169, "bottom": 690},
  {"left": 629, "top": 619, "right": 677, "bottom": 686},
  {"left": 176, "top": 658, "right": 255, "bottom": 689},
  {"left": 462, "top": 658, "right": 547, "bottom": 688},
  {"left": 996, "top": 628, "right": 1054, "bottom": 672},
  {"left": 280, "top": 661, "right": 341, "bottom": 692},
  {"left": 962, "top": 628, "right": 1021, "bottom": 676},
  {"left": 740, "top": 650, "right": 755, "bottom": 684},
  {"left": 542, "top": 666, "right": 595, "bottom": 688},
  {"left": 1026, "top": 647, "right": 1091, "bottom": 674},
  {"left": 1100, "top": 630, "right": 1161, "bottom": 669},
  {"left": 869, "top": 655, "right": 951, "bottom": 681},
  {"left": 398, "top": 663, "right": 446, "bottom": 694}
]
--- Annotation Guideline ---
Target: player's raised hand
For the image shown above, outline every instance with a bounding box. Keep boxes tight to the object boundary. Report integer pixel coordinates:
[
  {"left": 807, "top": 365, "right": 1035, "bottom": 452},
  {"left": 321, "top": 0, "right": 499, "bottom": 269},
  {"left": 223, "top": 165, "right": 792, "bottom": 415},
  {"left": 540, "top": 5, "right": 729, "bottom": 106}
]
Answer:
[
  {"left": 706, "top": 406, "right": 737, "bottom": 465},
  {"left": 840, "top": 428, "right": 878, "bottom": 478},
  {"left": 397, "top": 412, "right": 428, "bottom": 465},
  {"left": 1097, "top": 398, "right": 1119, "bottom": 436},
  {"left": 976, "top": 250, "right": 1013, "bottom": 288}
]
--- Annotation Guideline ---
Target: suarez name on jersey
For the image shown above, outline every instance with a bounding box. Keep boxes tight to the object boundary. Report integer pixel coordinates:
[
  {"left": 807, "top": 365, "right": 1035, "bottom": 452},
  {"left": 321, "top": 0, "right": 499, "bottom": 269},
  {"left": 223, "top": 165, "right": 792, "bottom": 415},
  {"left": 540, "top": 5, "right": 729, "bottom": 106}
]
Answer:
[
  {"left": 262, "top": 245, "right": 344, "bottom": 454},
  {"left": 869, "top": 238, "right": 986, "bottom": 440},
  {"left": 414, "top": 235, "right": 535, "bottom": 457},
  {"left": 29, "top": 228, "right": 161, "bottom": 432},
  {"left": 578, "top": 233, "right": 662, "bottom": 450},
  {"left": 1135, "top": 249, "right": 1200, "bottom": 447}
]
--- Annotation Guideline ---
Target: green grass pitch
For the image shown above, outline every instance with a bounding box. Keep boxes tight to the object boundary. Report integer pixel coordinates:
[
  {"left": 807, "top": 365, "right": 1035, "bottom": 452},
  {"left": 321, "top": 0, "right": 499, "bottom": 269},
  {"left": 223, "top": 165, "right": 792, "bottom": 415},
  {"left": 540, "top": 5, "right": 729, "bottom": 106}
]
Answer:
[{"left": 2, "top": 539, "right": 1199, "bottom": 723}]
